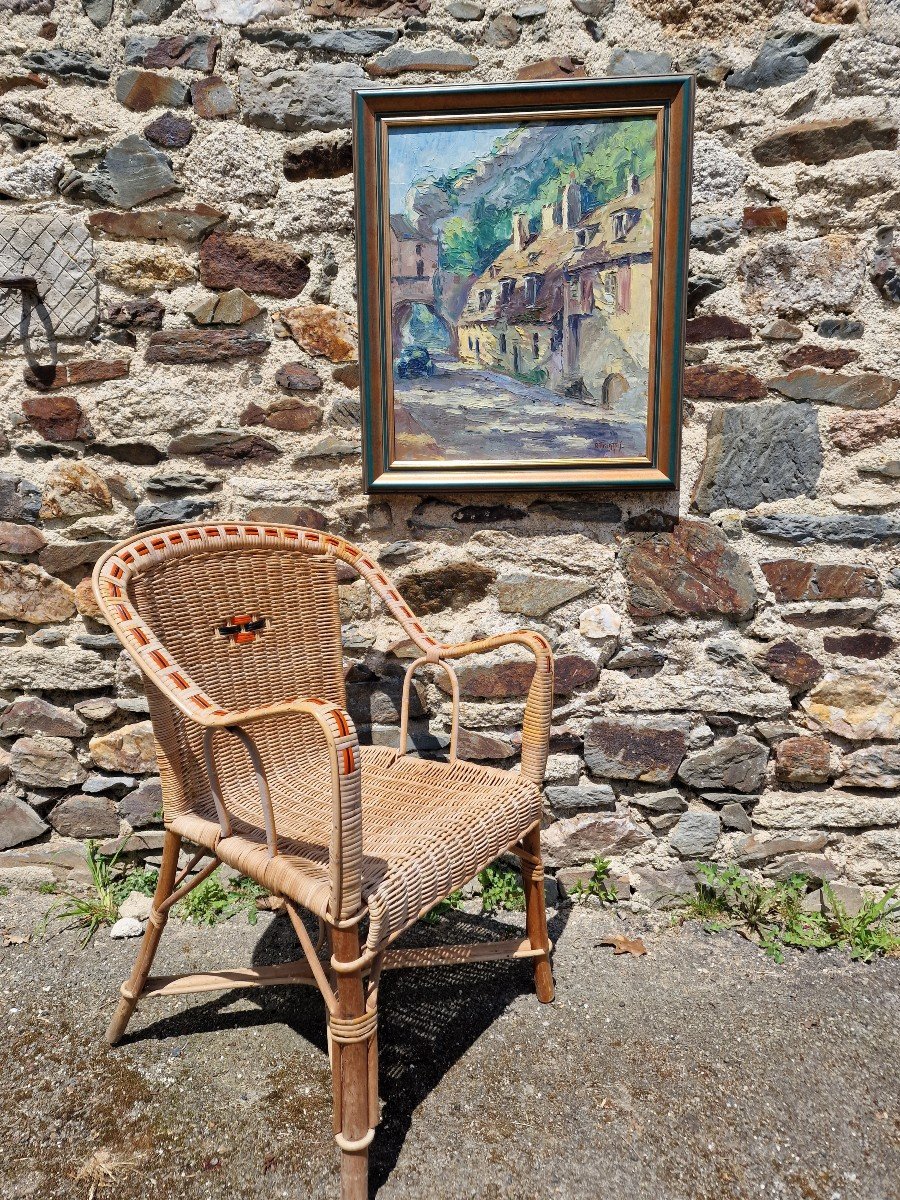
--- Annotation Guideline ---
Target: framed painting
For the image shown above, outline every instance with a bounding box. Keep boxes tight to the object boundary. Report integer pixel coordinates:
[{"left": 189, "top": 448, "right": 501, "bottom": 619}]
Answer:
[{"left": 353, "top": 75, "right": 694, "bottom": 493}]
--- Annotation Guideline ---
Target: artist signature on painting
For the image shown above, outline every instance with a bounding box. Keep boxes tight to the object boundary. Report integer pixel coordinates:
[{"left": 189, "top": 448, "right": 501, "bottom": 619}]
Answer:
[{"left": 593, "top": 439, "right": 625, "bottom": 454}]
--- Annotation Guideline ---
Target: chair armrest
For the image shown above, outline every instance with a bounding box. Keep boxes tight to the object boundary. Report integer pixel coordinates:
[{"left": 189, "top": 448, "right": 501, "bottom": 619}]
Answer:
[
  {"left": 349, "top": 554, "right": 554, "bottom": 785},
  {"left": 206, "top": 697, "right": 363, "bottom": 923},
  {"left": 437, "top": 631, "right": 554, "bottom": 788}
]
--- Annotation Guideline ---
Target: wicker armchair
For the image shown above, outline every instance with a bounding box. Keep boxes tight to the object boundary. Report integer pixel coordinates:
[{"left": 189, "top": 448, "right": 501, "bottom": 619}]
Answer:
[{"left": 93, "top": 521, "right": 555, "bottom": 1199}]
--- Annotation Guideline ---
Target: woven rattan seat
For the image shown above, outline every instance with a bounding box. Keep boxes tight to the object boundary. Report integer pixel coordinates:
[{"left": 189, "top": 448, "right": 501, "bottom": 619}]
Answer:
[
  {"left": 171, "top": 746, "right": 543, "bottom": 951},
  {"left": 94, "top": 522, "right": 555, "bottom": 1199}
]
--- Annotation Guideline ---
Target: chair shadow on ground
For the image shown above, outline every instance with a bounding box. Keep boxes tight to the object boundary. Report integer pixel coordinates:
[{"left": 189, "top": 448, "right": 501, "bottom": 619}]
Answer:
[{"left": 122, "top": 903, "right": 570, "bottom": 1197}]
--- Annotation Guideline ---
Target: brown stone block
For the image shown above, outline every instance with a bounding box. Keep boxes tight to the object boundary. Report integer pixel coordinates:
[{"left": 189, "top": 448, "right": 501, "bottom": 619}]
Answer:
[
  {"left": 275, "top": 363, "right": 323, "bottom": 392},
  {"left": 823, "top": 632, "right": 895, "bottom": 659},
  {"left": 144, "top": 111, "right": 194, "bottom": 148},
  {"left": 830, "top": 410, "right": 900, "bottom": 451},
  {"left": 240, "top": 398, "right": 321, "bottom": 433},
  {"left": 0, "top": 521, "right": 45, "bottom": 555},
  {"left": 775, "top": 735, "right": 833, "bottom": 784},
  {"left": 743, "top": 205, "right": 788, "bottom": 230},
  {"left": 191, "top": 75, "right": 237, "bottom": 119},
  {"left": 585, "top": 719, "right": 687, "bottom": 782},
  {"left": 140, "top": 34, "right": 220, "bottom": 72},
  {"left": 778, "top": 345, "right": 859, "bottom": 370},
  {"left": 245, "top": 505, "right": 327, "bottom": 528},
  {"left": 761, "top": 560, "right": 881, "bottom": 602},
  {"left": 399, "top": 561, "right": 495, "bottom": 615},
  {"left": 23, "top": 359, "right": 129, "bottom": 390},
  {"left": 445, "top": 653, "right": 597, "bottom": 699},
  {"left": 200, "top": 231, "right": 310, "bottom": 299},
  {"left": 22, "top": 393, "right": 92, "bottom": 442},
  {"left": 105, "top": 297, "right": 165, "bottom": 329},
  {"left": 683, "top": 364, "right": 766, "bottom": 400},
  {"left": 275, "top": 303, "right": 357, "bottom": 362},
  {"left": 758, "top": 639, "right": 824, "bottom": 694},
  {"left": 0, "top": 71, "right": 47, "bottom": 98},
  {"left": 284, "top": 137, "right": 353, "bottom": 182},
  {"left": 145, "top": 328, "right": 270, "bottom": 364},
  {"left": 116, "top": 69, "right": 188, "bottom": 113},
  {"left": 622, "top": 520, "right": 756, "bottom": 619},
  {"left": 685, "top": 314, "right": 752, "bottom": 343},
  {"left": 332, "top": 361, "right": 360, "bottom": 388},
  {"left": 168, "top": 429, "right": 279, "bottom": 467},
  {"left": 88, "top": 204, "right": 223, "bottom": 242}
]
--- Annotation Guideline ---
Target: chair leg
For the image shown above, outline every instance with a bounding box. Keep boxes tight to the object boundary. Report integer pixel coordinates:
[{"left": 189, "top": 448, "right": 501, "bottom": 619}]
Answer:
[
  {"left": 522, "top": 826, "right": 555, "bottom": 1003},
  {"left": 105, "top": 830, "right": 182, "bottom": 1045},
  {"left": 331, "top": 927, "right": 374, "bottom": 1200}
]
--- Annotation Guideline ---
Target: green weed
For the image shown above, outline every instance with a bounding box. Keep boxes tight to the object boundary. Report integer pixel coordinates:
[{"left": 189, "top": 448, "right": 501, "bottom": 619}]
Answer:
[
  {"left": 679, "top": 863, "right": 900, "bottom": 963},
  {"left": 478, "top": 863, "right": 526, "bottom": 914},
  {"left": 421, "top": 890, "right": 463, "bottom": 926},
  {"left": 174, "top": 869, "right": 268, "bottom": 927},
  {"left": 42, "top": 842, "right": 269, "bottom": 943},
  {"left": 0, "top": 884, "right": 8, "bottom": 897},
  {"left": 124, "top": 866, "right": 161, "bottom": 898},
  {"left": 42, "top": 839, "right": 133, "bottom": 947},
  {"left": 570, "top": 857, "right": 619, "bottom": 905}
]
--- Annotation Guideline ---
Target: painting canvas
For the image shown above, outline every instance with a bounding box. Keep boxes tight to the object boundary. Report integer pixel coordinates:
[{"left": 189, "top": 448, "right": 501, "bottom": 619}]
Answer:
[
  {"left": 388, "top": 116, "right": 657, "bottom": 463},
  {"left": 354, "top": 78, "right": 694, "bottom": 491}
]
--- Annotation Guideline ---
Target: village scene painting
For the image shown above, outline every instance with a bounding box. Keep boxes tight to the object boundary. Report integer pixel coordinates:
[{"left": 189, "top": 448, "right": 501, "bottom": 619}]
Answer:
[{"left": 386, "top": 114, "right": 659, "bottom": 464}]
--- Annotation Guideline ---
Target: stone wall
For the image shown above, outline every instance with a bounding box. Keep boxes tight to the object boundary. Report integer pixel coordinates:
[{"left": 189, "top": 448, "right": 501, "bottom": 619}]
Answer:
[{"left": 0, "top": 0, "right": 898, "bottom": 906}]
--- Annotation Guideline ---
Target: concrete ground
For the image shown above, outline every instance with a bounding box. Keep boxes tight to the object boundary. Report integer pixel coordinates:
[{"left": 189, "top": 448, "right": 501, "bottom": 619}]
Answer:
[{"left": 2, "top": 889, "right": 898, "bottom": 1200}]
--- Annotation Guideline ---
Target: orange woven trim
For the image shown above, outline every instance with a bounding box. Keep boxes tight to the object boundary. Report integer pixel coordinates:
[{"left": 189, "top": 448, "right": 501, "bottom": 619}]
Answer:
[{"left": 94, "top": 522, "right": 444, "bottom": 729}]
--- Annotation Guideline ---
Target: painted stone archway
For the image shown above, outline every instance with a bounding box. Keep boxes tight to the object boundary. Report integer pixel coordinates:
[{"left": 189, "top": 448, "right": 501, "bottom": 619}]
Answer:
[{"left": 602, "top": 372, "right": 629, "bottom": 408}]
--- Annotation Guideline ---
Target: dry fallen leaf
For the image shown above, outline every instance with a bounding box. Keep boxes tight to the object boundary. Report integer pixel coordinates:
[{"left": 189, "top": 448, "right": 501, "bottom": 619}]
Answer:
[
  {"left": 598, "top": 934, "right": 647, "bottom": 957},
  {"left": 3, "top": 934, "right": 28, "bottom": 946},
  {"left": 77, "top": 1150, "right": 139, "bottom": 1199}
]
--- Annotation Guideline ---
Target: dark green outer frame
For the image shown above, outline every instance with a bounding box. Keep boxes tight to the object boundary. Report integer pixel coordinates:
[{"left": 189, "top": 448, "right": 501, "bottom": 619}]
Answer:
[{"left": 353, "top": 75, "right": 695, "bottom": 494}]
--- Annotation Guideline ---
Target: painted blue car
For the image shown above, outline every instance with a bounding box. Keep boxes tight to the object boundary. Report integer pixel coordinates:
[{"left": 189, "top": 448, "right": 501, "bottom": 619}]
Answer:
[{"left": 396, "top": 345, "right": 435, "bottom": 379}]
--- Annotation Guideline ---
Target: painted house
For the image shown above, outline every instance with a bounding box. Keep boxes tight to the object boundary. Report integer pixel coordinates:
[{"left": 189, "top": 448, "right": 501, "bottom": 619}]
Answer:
[{"left": 457, "top": 172, "right": 655, "bottom": 410}]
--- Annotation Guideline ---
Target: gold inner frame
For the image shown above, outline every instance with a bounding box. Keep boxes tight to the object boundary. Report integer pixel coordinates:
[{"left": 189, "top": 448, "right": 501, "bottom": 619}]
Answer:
[{"left": 378, "top": 104, "right": 667, "bottom": 472}]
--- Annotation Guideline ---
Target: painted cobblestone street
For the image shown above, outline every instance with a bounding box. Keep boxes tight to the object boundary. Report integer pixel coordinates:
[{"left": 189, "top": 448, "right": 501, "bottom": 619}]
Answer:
[{"left": 395, "top": 359, "right": 647, "bottom": 460}]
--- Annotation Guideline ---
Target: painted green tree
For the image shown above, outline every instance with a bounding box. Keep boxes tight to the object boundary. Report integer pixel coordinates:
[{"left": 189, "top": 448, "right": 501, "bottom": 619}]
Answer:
[
  {"left": 436, "top": 117, "right": 657, "bottom": 278},
  {"left": 440, "top": 200, "right": 511, "bottom": 277}
]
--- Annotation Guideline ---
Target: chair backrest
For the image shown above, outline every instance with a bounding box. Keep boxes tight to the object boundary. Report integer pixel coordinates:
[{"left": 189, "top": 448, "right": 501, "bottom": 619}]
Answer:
[
  {"left": 94, "top": 523, "right": 432, "bottom": 830},
  {"left": 128, "top": 536, "right": 346, "bottom": 716}
]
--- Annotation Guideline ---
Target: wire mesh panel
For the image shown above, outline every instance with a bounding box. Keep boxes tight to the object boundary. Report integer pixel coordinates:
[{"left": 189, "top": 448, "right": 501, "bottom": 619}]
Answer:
[{"left": 0, "top": 212, "right": 98, "bottom": 344}]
